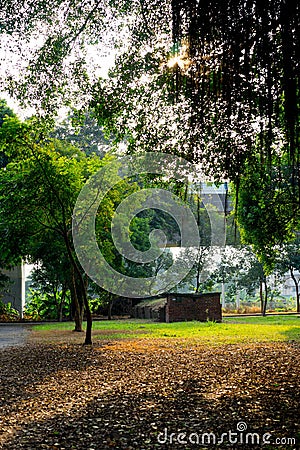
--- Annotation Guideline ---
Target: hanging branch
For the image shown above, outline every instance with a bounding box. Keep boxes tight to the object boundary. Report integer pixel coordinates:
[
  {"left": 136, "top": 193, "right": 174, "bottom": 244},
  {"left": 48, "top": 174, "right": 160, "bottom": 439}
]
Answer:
[{"left": 170, "top": 0, "right": 299, "bottom": 198}]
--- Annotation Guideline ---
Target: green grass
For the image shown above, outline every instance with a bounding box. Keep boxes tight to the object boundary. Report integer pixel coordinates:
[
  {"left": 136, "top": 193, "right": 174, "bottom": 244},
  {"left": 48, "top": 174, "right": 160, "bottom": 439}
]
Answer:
[{"left": 32, "top": 315, "right": 300, "bottom": 345}]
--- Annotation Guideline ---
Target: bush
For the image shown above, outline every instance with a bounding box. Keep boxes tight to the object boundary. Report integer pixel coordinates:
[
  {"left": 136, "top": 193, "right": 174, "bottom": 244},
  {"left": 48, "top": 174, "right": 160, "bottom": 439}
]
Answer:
[
  {"left": 24, "top": 288, "right": 71, "bottom": 321},
  {"left": 223, "top": 305, "right": 262, "bottom": 314},
  {"left": 0, "top": 299, "right": 19, "bottom": 321}
]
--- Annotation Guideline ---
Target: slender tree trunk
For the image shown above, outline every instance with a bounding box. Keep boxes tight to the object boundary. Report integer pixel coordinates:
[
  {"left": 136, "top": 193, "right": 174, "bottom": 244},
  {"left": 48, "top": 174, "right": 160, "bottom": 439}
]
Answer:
[
  {"left": 195, "top": 250, "right": 201, "bottom": 293},
  {"left": 58, "top": 301, "right": 63, "bottom": 322},
  {"left": 262, "top": 279, "right": 268, "bottom": 316},
  {"left": 236, "top": 290, "right": 240, "bottom": 310},
  {"left": 290, "top": 268, "right": 300, "bottom": 313},
  {"left": 53, "top": 289, "right": 59, "bottom": 321},
  {"left": 70, "top": 274, "right": 84, "bottom": 332},
  {"left": 83, "top": 295, "right": 92, "bottom": 344},
  {"left": 259, "top": 279, "right": 263, "bottom": 314},
  {"left": 58, "top": 290, "right": 67, "bottom": 322},
  {"left": 63, "top": 231, "right": 92, "bottom": 344},
  {"left": 80, "top": 274, "right": 92, "bottom": 345},
  {"left": 72, "top": 291, "right": 83, "bottom": 333},
  {"left": 221, "top": 282, "right": 226, "bottom": 309},
  {"left": 195, "top": 196, "right": 201, "bottom": 294},
  {"left": 108, "top": 294, "right": 115, "bottom": 320}
]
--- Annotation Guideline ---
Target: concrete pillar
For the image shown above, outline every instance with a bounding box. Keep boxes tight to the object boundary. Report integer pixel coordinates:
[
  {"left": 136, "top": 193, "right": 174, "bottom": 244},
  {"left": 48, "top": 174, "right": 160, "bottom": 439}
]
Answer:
[{"left": 1, "top": 264, "right": 25, "bottom": 317}]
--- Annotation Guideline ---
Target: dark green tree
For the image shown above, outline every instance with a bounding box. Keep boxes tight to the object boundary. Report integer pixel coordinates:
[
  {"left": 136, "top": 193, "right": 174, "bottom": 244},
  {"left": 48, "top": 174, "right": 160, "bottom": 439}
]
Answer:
[
  {"left": 52, "top": 111, "right": 110, "bottom": 157},
  {"left": 0, "top": 1, "right": 298, "bottom": 255},
  {"left": 235, "top": 161, "right": 298, "bottom": 270},
  {"left": 209, "top": 247, "right": 271, "bottom": 314},
  {"left": 275, "top": 237, "right": 300, "bottom": 313},
  {"left": 0, "top": 99, "right": 16, "bottom": 168},
  {"left": 28, "top": 238, "right": 72, "bottom": 322},
  {"left": 0, "top": 115, "right": 117, "bottom": 343},
  {"left": 1, "top": 2, "right": 298, "bottom": 175}
]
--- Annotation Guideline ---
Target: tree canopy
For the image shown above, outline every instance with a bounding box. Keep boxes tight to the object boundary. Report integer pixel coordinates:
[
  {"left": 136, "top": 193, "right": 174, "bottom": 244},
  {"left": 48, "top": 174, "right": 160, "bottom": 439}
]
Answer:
[
  {"left": 0, "top": 1, "right": 299, "bottom": 262},
  {"left": 1, "top": 1, "right": 298, "bottom": 170},
  {"left": 0, "top": 114, "right": 135, "bottom": 341}
]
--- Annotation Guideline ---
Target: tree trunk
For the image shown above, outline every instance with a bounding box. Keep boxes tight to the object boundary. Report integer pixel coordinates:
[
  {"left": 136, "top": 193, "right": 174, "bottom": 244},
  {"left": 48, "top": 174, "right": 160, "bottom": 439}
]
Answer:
[
  {"left": 72, "top": 295, "right": 84, "bottom": 331},
  {"left": 221, "top": 282, "right": 226, "bottom": 309},
  {"left": 289, "top": 267, "right": 300, "bottom": 313},
  {"left": 58, "top": 289, "right": 67, "bottom": 322},
  {"left": 195, "top": 197, "right": 201, "bottom": 294},
  {"left": 236, "top": 290, "right": 240, "bottom": 310},
  {"left": 73, "top": 272, "right": 91, "bottom": 343},
  {"left": 108, "top": 294, "right": 114, "bottom": 320},
  {"left": 195, "top": 255, "right": 201, "bottom": 293},
  {"left": 53, "top": 289, "right": 59, "bottom": 321},
  {"left": 262, "top": 279, "right": 268, "bottom": 316},
  {"left": 80, "top": 274, "right": 92, "bottom": 345},
  {"left": 259, "top": 279, "right": 264, "bottom": 315},
  {"left": 63, "top": 230, "right": 92, "bottom": 344},
  {"left": 70, "top": 269, "right": 84, "bottom": 332},
  {"left": 83, "top": 297, "right": 92, "bottom": 345},
  {"left": 58, "top": 301, "right": 63, "bottom": 322}
]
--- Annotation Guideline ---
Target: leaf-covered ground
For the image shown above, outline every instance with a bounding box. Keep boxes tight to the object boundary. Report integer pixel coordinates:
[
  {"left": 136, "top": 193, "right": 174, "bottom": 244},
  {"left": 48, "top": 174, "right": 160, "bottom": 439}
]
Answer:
[{"left": 0, "top": 335, "right": 299, "bottom": 449}]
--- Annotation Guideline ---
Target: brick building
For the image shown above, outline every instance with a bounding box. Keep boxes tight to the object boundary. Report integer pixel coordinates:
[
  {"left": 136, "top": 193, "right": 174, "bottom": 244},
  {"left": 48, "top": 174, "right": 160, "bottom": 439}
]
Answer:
[{"left": 134, "top": 292, "right": 222, "bottom": 323}]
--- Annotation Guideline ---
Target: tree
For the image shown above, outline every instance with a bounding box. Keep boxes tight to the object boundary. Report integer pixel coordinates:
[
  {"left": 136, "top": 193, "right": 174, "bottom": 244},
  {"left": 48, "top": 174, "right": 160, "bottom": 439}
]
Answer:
[
  {"left": 275, "top": 237, "right": 300, "bottom": 313},
  {"left": 28, "top": 241, "right": 72, "bottom": 322},
  {"left": 235, "top": 160, "right": 298, "bottom": 271},
  {"left": 1, "top": 1, "right": 299, "bottom": 286},
  {"left": 0, "top": 113, "right": 162, "bottom": 337},
  {"left": 234, "top": 249, "right": 270, "bottom": 316},
  {"left": 52, "top": 111, "right": 110, "bottom": 157},
  {"left": 208, "top": 247, "right": 241, "bottom": 309},
  {"left": 1, "top": 2, "right": 298, "bottom": 181},
  {"left": 25, "top": 286, "right": 71, "bottom": 321},
  {"left": 174, "top": 203, "right": 217, "bottom": 294},
  {"left": 0, "top": 99, "right": 15, "bottom": 127},
  {"left": 209, "top": 246, "right": 273, "bottom": 315},
  {"left": 0, "top": 99, "right": 16, "bottom": 168},
  {"left": 0, "top": 115, "right": 119, "bottom": 343}
]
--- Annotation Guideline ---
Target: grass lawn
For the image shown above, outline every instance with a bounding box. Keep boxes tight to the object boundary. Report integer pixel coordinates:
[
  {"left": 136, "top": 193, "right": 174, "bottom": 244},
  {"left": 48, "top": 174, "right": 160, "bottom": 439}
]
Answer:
[{"left": 32, "top": 315, "right": 300, "bottom": 345}]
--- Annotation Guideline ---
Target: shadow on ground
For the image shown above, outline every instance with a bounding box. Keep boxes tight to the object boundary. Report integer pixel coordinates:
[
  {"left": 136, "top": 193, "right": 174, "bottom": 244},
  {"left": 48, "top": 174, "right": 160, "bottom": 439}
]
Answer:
[{"left": 0, "top": 340, "right": 299, "bottom": 449}]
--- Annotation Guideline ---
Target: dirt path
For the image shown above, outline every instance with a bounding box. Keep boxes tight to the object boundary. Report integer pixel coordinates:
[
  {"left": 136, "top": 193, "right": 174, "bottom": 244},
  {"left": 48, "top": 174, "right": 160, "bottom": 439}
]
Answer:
[{"left": 0, "top": 324, "right": 30, "bottom": 348}]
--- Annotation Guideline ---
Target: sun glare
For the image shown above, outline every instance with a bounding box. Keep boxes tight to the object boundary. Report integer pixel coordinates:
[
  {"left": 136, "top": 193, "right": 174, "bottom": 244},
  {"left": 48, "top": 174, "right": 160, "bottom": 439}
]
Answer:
[{"left": 166, "top": 43, "right": 191, "bottom": 72}]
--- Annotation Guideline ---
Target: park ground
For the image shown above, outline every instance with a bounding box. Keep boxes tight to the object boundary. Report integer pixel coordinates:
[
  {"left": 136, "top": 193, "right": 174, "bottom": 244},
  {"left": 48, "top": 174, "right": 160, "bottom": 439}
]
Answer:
[{"left": 0, "top": 316, "right": 299, "bottom": 449}]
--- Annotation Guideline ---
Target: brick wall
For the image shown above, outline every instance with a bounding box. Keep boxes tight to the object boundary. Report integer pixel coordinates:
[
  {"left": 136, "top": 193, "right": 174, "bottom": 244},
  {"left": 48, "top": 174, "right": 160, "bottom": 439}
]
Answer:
[{"left": 165, "top": 293, "right": 222, "bottom": 323}]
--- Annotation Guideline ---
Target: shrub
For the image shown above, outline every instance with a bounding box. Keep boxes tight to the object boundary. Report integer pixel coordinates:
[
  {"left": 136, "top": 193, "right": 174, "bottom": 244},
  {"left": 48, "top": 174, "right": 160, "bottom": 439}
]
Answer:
[{"left": 0, "top": 299, "right": 19, "bottom": 321}]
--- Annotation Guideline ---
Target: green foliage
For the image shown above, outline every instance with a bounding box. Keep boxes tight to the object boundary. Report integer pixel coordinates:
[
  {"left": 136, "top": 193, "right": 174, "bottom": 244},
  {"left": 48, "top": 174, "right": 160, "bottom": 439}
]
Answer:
[
  {"left": 0, "top": 3, "right": 298, "bottom": 257},
  {"left": 274, "top": 236, "right": 300, "bottom": 312},
  {"left": 0, "top": 271, "right": 10, "bottom": 290},
  {"left": 51, "top": 112, "right": 110, "bottom": 157},
  {"left": 0, "top": 299, "right": 19, "bottom": 319},
  {"left": 25, "top": 288, "right": 71, "bottom": 321},
  {"left": 0, "top": 117, "right": 99, "bottom": 265},
  {"left": 0, "top": 113, "right": 178, "bottom": 324},
  {"left": 0, "top": 99, "right": 16, "bottom": 128},
  {"left": 275, "top": 236, "right": 300, "bottom": 276},
  {"left": 235, "top": 162, "right": 298, "bottom": 271},
  {"left": 0, "top": 299, "right": 7, "bottom": 315},
  {"left": 2, "top": 2, "right": 298, "bottom": 175},
  {"left": 0, "top": 99, "right": 16, "bottom": 168},
  {"left": 0, "top": 114, "right": 120, "bottom": 337}
]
